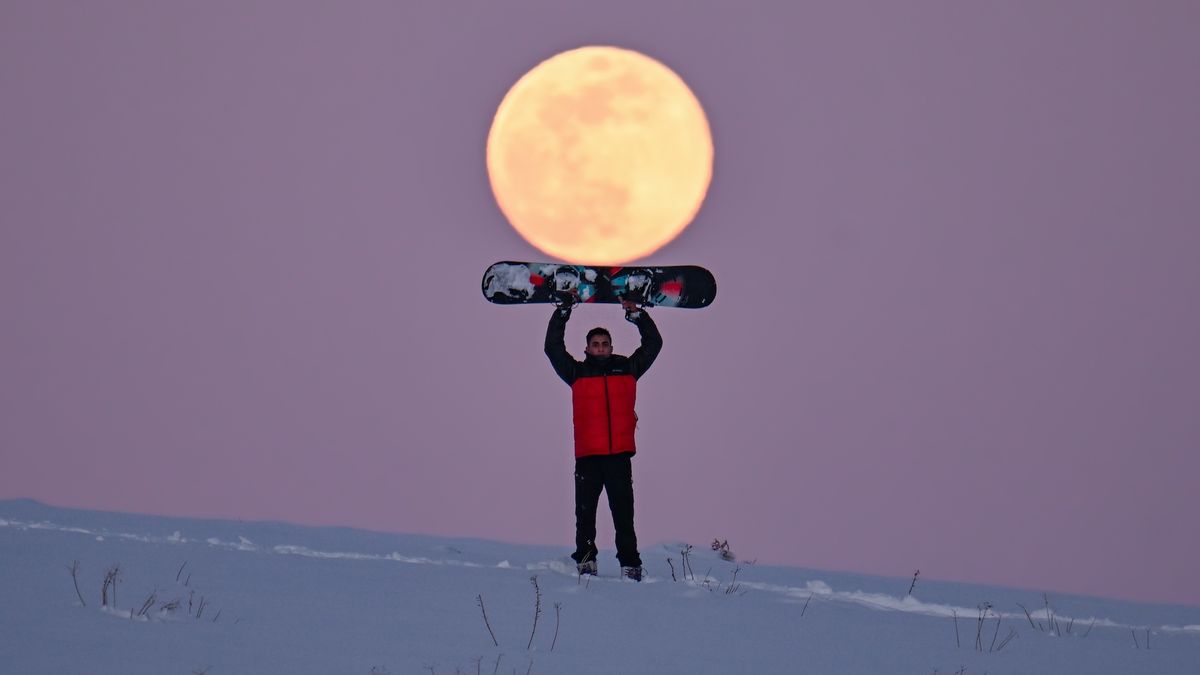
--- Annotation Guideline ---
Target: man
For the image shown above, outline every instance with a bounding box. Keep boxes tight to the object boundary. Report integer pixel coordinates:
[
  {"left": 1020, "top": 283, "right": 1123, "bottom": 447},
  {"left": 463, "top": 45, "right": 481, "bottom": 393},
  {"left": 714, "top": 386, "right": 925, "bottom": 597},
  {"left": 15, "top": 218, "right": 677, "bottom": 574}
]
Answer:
[{"left": 544, "top": 296, "right": 662, "bottom": 582}]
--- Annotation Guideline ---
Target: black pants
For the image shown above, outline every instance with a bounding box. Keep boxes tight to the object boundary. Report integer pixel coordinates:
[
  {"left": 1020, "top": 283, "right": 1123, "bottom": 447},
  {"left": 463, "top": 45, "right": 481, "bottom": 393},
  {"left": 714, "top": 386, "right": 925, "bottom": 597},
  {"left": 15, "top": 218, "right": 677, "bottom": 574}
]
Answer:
[{"left": 571, "top": 453, "right": 641, "bottom": 568}]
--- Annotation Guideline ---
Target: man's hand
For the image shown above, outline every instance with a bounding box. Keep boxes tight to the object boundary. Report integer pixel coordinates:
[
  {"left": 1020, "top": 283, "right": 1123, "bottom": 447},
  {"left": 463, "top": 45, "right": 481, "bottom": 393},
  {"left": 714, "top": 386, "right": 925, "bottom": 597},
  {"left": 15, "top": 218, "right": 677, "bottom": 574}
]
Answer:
[
  {"left": 555, "top": 293, "right": 575, "bottom": 319},
  {"left": 621, "top": 297, "right": 643, "bottom": 322}
]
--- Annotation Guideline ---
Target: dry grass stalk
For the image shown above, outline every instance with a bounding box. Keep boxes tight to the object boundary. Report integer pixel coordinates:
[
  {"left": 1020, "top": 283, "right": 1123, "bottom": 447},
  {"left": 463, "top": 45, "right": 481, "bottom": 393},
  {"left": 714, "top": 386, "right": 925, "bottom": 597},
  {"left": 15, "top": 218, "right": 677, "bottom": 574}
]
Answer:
[
  {"left": 526, "top": 576, "right": 542, "bottom": 651},
  {"left": 974, "top": 602, "right": 993, "bottom": 651},
  {"left": 680, "top": 545, "right": 695, "bottom": 581},
  {"left": 68, "top": 561, "right": 86, "bottom": 607},
  {"left": 1017, "top": 602, "right": 1040, "bottom": 631},
  {"left": 723, "top": 566, "right": 743, "bottom": 595},
  {"left": 476, "top": 594, "right": 499, "bottom": 647},
  {"left": 995, "top": 628, "right": 1018, "bottom": 652},
  {"left": 550, "top": 602, "right": 562, "bottom": 652},
  {"left": 137, "top": 589, "right": 157, "bottom": 617},
  {"left": 101, "top": 565, "right": 121, "bottom": 607}
]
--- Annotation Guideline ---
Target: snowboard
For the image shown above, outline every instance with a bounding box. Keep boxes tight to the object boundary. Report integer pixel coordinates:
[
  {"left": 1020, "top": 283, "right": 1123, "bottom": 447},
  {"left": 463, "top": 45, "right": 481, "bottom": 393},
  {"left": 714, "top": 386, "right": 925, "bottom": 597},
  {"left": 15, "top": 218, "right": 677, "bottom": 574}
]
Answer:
[{"left": 482, "top": 261, "right": 716, "bottom": 309}]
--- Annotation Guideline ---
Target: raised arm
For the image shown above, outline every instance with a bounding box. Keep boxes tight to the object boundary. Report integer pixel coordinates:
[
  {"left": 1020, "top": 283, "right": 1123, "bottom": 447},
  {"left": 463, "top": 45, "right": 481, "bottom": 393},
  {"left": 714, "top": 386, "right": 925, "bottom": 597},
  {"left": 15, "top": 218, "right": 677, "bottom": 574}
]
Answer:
[
  {"left": 626, "top": 306, "right": 663, "bottom": 379},
  {"left": 544, "top": 305, "right": 578, "bottom": 385}
]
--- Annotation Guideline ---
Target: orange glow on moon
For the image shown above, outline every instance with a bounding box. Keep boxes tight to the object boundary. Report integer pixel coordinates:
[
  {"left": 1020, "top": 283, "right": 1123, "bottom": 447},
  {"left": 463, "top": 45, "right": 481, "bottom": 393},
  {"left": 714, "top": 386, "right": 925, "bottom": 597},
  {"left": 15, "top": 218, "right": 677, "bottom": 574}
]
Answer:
[{"left": 486, "top": 46, "right": 713, "bottom": 265}]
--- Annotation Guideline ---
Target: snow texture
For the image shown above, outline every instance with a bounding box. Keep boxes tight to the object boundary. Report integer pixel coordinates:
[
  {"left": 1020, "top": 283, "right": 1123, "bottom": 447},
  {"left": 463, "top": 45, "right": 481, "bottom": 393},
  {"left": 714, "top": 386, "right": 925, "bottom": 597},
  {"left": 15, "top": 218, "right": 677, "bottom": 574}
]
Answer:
[{"left": 1, "top": 499, "right": 1197, "bottom": 674}]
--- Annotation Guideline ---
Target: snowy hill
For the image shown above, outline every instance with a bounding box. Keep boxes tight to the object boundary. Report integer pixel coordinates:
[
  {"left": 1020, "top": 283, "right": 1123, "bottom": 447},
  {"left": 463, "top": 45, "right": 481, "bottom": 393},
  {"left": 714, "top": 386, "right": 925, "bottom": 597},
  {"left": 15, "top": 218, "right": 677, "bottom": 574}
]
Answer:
[{"left": 1, "top": 499, "right": 1197, "bottom": 674}]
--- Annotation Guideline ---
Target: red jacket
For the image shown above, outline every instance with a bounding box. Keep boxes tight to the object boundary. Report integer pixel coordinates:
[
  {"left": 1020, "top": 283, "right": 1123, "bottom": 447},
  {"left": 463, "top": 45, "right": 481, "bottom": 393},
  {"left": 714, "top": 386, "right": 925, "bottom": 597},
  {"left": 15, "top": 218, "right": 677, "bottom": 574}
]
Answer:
[{"left": 545, "top": 308, "right": 663, "bottom": 458}]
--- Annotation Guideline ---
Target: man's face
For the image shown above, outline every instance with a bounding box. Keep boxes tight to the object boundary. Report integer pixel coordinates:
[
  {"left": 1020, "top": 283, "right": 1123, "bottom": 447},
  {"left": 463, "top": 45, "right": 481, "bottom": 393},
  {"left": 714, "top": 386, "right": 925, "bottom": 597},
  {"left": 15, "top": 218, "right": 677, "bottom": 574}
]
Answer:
[{"left": 586, "top": 334, "right": 612, "bottom": 359}]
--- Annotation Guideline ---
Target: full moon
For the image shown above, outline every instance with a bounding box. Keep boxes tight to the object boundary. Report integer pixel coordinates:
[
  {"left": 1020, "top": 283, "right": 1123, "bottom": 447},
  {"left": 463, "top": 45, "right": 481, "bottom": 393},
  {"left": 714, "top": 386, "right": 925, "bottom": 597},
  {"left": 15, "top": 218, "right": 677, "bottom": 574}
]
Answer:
[{"left": 486, "top": 46, "right": 713, "bottom": 265}]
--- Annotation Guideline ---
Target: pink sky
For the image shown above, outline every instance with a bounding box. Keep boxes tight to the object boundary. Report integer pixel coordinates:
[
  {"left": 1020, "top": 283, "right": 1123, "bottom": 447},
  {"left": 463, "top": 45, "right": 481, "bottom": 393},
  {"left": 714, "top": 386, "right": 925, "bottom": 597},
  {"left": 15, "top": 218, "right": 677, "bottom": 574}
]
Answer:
[{"left": 3, "top": 1, "right": 1198, "bottom": 606}]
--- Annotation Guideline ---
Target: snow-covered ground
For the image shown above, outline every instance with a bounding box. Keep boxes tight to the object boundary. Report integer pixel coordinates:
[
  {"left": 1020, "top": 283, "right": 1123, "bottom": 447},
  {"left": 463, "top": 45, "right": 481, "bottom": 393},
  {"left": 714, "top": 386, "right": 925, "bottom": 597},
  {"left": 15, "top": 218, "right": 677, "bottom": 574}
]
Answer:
[{"left": 1, "top": 499, "right": 1197, "bottom": 674}]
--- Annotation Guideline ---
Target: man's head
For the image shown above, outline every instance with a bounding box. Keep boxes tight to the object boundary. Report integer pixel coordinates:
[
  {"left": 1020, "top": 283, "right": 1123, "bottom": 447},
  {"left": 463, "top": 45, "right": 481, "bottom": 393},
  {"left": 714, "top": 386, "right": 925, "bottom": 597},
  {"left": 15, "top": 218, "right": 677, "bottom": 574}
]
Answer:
[{"left": 585, "top": 327, "right": 613, "bottom": 359}]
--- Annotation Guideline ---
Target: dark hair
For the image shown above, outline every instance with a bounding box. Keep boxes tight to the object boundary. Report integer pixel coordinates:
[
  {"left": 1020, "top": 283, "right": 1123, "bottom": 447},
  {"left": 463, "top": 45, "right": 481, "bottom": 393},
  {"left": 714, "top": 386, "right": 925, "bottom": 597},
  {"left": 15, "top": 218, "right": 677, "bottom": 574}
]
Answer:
[{"left": 586, "top": 327, "right": 611, "bottom": 343}]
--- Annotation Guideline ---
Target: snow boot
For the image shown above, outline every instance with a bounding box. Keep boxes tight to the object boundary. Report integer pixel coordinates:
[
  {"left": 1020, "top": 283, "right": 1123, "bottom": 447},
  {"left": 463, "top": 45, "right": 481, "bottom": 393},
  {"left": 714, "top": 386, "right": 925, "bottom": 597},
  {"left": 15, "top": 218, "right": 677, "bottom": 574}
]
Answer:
[
  {"left": 577, "top": 560, "right": 598, "bottom": 576},
  {"left": 621, "top": 566, "right": 643, "bottom": 582}
]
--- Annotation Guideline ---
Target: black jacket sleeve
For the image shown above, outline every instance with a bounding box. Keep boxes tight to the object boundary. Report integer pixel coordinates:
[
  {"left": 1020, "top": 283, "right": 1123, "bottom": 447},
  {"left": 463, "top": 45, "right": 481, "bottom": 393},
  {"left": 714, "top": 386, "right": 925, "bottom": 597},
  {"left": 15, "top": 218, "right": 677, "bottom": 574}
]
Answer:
[
  {"left": 628, "top": 310, "right": 663, "bottom": 379},
  {"left": 544, "top": 308, "right": 578, "bottom": 385}
]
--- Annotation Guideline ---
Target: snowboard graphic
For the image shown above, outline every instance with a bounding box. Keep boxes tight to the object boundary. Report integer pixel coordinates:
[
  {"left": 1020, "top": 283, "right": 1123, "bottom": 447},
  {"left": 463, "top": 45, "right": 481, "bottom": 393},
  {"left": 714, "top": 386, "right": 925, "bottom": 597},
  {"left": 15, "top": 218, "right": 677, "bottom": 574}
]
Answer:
[{"left": 482, "top": 261, "right": 716, "bottom": 309}]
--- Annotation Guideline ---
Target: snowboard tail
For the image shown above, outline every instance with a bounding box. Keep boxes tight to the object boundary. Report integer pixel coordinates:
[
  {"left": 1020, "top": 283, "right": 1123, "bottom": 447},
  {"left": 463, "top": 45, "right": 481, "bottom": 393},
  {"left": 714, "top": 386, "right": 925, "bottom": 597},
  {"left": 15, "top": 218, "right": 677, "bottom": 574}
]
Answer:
[{"left": 482, "top": 261, "right": 716, "bottom": 309}]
